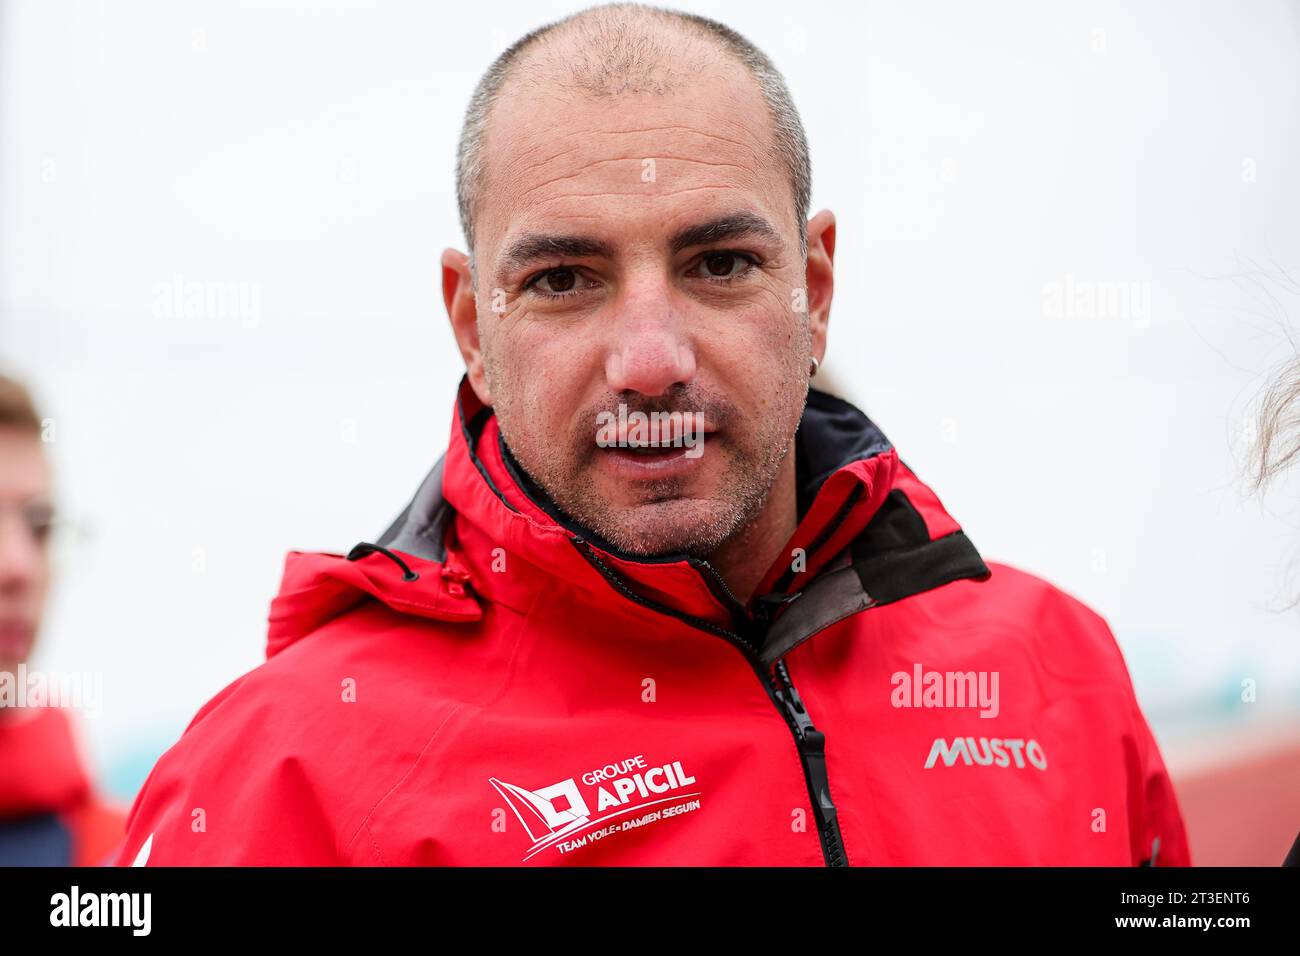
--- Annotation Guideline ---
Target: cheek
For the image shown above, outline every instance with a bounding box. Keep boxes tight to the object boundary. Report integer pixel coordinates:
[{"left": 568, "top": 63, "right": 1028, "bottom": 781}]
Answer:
[
  {"left": 29, "top": 555, "right": 52, "bottom": 605},
  {"left": 498, "top": 306, "right": 602, "bottom": 389},
  {"left": 709, "top": 298, "right": 807, "bottom": 387},
  {"left": 495, "top": 302, "right": 583, "bottom": 364},
  {"left": 488, "top": 337, "right": 582, "bottom": 440},
  {"left": 742, "top": 280, "right": 805, "bottom": 346}
]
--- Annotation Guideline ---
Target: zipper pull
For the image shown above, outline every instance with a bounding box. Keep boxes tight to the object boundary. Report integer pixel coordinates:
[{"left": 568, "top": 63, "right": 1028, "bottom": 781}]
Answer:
[{"left": 773, "top": 658, "right": 817, "bottom": 740}]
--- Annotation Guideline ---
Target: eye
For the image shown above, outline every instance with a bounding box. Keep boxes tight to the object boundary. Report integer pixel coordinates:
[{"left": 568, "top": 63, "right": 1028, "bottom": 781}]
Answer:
[
  {"left": 692, "top": 251, "right": 758, "bottom": 282},
  {"left": 24, "top": 503, "right": 54, "bottom": 545},
  {"left": 524, "top": 266, "right": 588, "bottom": 299}
]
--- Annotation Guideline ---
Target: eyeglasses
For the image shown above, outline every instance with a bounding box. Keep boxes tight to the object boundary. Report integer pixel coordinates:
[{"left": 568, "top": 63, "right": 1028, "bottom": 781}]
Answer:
[{"left": 0, "top": 499, "right": 57, "bottom": 547}]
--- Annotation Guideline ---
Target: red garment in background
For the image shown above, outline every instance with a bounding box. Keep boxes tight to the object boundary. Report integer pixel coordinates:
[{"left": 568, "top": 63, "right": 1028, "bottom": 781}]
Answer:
[{"left": 0, "top": 706, "right": 126, "bottom": 866}]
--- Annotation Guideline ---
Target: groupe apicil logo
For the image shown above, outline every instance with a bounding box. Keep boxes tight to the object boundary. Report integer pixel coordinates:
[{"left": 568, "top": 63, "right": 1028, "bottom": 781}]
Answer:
[{"left": 489, "top": 754, "right": 702, "bottom": 861}]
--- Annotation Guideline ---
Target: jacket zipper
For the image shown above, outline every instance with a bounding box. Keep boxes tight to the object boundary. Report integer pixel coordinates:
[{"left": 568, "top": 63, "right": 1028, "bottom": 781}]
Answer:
[
  {"left": 688, "top": 556, "right": 752, "bottom": 637},
  {"left": 572, "top": 537, "right": 850, "bottom": 867},
  {"left": 772, "top": 657, "right": 847, "bottom": 866}
]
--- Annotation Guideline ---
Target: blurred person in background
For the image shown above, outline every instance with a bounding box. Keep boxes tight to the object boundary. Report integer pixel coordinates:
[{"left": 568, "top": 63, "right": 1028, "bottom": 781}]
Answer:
[
  {"left": 1245, "top": 353, "right": 1300, "bottom": 867},
  {"left": 0, "top": 373, "right": 126, "bottom": 866}
]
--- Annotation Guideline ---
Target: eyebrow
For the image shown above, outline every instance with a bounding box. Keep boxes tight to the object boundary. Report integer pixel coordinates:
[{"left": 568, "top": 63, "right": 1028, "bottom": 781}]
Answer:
[{"left": 495, "top": 211, "right": 784, "bottom": 281}]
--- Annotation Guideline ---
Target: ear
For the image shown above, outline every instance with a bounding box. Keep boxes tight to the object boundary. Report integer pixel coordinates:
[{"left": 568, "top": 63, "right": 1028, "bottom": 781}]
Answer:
[
  {"left": 804, "top": 209, "right": 835, "bottom": 366},
  {"left": 442, "top": 248, "right": 492, "bottom": 406}
]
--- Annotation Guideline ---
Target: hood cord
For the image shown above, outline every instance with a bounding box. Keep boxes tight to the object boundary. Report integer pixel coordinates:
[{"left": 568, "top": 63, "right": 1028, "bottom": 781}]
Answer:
[{"left": 345, "top": 542, "right": 420, "bottom": 582}]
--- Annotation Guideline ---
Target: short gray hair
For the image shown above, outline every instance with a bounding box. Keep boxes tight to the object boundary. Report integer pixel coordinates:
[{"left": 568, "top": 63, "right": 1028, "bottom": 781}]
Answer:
[{"left": 455, "top": 2, "right": 812, "bottom": 273}]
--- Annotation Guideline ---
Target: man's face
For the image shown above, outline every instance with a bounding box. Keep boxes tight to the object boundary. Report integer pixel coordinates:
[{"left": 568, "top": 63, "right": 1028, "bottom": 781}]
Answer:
[
  {"left": 0, "top": 429, "right": 52, "bottom": 675},
  {"left": 460, "top": 51, "right": 825, "bottom": 558}
]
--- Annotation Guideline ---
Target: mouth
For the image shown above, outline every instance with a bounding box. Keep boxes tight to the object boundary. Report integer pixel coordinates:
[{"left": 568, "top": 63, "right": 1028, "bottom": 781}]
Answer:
[
  {"left": 589, "top": 405, "right": 717, "bottom": 480},
  {"left": 596, "top": 434, "right": 713, "bottom": 479},
  {"left": 606, "top": 443, "right": 689, "bottom": 460},
  {"left": 0, "top": 620, "right": 35, "bottom": 663}
]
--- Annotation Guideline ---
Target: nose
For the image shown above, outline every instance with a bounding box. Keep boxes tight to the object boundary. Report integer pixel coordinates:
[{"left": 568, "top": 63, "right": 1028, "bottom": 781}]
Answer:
[{"left": 604, "top": 279, "right": 696, "bottom": 397}]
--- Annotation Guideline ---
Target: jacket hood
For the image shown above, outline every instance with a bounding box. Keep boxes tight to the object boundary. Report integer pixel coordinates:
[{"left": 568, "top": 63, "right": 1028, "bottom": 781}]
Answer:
[{"left": 266, "top": 377, "right": 989, "bottom": 662}]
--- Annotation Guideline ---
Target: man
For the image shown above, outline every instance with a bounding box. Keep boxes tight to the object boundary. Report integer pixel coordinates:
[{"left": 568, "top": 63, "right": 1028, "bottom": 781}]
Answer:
[
  {"left": 117, "top": 3, "right": 1189, "bottom": 866},
  {"left": 0, "top": 374, "right": 126, "bottom": 866}
]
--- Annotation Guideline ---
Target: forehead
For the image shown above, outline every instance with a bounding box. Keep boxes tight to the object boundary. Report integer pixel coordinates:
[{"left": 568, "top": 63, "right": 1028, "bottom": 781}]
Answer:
[{"left": 477, "top": 52, "right": 791, "bottom": 261}]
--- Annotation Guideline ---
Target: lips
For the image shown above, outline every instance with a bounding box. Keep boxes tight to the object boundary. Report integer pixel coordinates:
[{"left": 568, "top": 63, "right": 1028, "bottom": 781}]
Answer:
[
  {"left": 0, "top": 620, "right": 35, "bottom": 662},
  {"left": 600, "top": 444, "right": 694, "bottom": 471},
  {"left": 589, "top": 402, "right": 720, "bottom": 478},
  {"left": 617, "top": 443, "right": 670, "bottom": 455},
  {"left": 595, "top": 436, "right": 712, "bottom": 480}
]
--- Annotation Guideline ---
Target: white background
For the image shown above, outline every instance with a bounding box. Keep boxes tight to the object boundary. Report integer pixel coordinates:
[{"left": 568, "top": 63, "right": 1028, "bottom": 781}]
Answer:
[{"left": 2, "top": 0, "right": 1298, "bottom": 798}]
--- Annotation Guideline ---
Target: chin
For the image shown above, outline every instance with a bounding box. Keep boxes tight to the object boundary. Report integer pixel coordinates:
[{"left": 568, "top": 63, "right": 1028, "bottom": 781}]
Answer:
[{"left": 596, "top": 499, "right": 736, "bottom": 557}]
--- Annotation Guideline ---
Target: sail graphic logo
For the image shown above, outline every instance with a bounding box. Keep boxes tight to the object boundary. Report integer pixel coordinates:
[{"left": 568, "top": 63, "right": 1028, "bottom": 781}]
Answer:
[{"left": 489, "top": 754, "right": 702, "bottom": 861}]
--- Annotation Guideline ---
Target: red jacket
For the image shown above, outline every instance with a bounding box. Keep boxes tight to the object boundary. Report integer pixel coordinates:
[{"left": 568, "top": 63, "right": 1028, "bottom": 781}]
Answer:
[
  {"left": 1, "top": 706, "right": 126, "bottom": 866},
  {"left": 116, "top": 379, "right": 1190, "bottom": 866}
]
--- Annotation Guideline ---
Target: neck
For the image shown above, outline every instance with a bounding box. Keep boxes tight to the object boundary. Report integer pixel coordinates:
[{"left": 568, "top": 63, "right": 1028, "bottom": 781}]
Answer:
[{"left": 497, "top": 430, "right": 801, "bottom": 604}]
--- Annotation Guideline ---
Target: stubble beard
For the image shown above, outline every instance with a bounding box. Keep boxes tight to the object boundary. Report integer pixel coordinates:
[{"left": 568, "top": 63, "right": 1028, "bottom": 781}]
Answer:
[{"left": 487, "top": 377, "right": 802, "bottom": 561}]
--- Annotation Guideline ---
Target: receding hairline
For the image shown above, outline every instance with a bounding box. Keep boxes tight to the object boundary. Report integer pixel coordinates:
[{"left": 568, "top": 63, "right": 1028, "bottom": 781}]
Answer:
[{"left": 456, "top": 2, "right": 812, "bottom": 277}]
